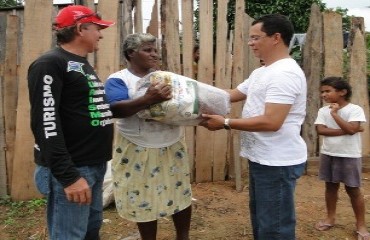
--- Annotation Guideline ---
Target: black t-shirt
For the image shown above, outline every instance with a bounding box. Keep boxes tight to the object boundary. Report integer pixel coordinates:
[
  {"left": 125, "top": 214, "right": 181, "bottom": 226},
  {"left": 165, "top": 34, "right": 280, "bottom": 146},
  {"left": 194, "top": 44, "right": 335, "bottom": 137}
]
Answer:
[{"left": 28, "top": 47, "right": 114, "bottom": 187}]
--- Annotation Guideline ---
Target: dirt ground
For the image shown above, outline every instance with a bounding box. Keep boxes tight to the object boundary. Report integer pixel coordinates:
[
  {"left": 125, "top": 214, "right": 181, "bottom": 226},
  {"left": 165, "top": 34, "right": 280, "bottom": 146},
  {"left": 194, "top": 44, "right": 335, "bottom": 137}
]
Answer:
[{"left": 1, "top": 172, "right": 370, "bottom": 240}]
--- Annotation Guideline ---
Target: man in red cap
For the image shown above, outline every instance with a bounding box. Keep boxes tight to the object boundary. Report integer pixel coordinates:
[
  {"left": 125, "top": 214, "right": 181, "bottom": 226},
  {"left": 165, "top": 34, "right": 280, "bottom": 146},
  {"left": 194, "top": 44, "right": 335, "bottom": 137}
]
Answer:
[{"left": 28, "top": 5, "right": 115, "bottom": 240}]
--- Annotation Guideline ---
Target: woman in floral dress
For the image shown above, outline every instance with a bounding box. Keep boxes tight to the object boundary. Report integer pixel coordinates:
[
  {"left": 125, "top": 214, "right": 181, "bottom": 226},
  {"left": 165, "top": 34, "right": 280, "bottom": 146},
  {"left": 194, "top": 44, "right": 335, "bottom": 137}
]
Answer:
[{"left": 104, "top": 33, "right": 192, "bottom": 240}]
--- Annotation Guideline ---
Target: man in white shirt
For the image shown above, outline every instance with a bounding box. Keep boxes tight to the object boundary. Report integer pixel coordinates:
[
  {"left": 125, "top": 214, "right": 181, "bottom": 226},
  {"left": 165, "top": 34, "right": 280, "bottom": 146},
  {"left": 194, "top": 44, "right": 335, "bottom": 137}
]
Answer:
[{"left": 201, "top": 14, "right": 307, "bottom": 240}]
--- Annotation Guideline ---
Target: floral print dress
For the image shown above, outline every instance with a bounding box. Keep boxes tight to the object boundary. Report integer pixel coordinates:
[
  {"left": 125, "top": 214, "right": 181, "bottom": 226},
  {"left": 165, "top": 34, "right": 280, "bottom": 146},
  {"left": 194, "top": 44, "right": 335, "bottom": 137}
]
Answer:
[{"left": 112, "top": 132, "right": 192, "bottom": 222}]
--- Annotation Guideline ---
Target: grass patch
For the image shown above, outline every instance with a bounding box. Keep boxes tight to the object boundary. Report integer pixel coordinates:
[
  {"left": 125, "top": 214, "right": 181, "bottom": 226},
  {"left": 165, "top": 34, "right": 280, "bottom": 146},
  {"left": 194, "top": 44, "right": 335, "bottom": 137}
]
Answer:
[{"left": 0, "top": 196, "right": 46, "bottom": 226}]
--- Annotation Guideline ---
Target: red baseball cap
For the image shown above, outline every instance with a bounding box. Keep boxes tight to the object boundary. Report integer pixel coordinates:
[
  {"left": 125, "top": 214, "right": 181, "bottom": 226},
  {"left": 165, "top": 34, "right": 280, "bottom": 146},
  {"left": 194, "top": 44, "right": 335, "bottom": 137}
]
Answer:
[{"left": 54, "top": 5, "right": 115, "bottom": 30}]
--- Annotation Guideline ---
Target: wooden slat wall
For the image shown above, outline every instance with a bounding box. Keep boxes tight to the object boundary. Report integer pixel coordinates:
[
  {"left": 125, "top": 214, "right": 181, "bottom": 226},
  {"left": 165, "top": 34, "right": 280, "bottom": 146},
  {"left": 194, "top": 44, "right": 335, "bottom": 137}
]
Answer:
[
  {"left": 3, "top": 15, "right": 19, "bottom": 195},
  {"left": 11, "top": 0, "right": 53, "bottom": 200},
  {"left": 195, "top": 0, "right": 214, "bottom": 182},
  {"left": 348, "top": 29, "right": 370, "bottom": 157}
]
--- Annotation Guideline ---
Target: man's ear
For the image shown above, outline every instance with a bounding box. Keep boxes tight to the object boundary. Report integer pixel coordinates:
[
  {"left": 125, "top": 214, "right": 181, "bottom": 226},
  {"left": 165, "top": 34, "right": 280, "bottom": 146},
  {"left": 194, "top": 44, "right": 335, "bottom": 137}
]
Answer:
[{"left": 76, "top": 23, "right": 83, "bottom": 36}]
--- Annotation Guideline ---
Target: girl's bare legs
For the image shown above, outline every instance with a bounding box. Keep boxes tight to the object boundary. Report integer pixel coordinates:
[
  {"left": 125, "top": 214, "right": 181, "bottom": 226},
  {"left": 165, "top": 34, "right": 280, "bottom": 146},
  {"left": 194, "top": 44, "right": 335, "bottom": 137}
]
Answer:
[
  {"left": 324, "top": 182, "right": 340, "bottom": 225},
  {"left": 345, "top": 186, "right": 369, "bottom": 234}
]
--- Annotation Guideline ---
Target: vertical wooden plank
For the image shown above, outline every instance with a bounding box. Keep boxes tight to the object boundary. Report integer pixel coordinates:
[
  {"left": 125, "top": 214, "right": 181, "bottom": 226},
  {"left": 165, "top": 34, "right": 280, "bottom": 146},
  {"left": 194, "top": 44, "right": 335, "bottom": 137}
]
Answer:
[
  {"left": 121, "top": 0, "right": 133, "bottom": 67},
  {"left": 301, "top": 4, "right": 323, "bottom": 160},
  {"left": 231, "top": 0, "right": 245, "bottom": 191},
  {"left": 146, "top": 0, "right": 159, "bottom": 38},
  {"left": 85, "top": 0, "right": 95, "bottom": 66},
  {"left": 0, "top": 13, "right": 7, "bottom": 197},
  {"left": 96, "top": 1, "right": 120, "bottom": 82},
  {"left": 181, "top": 0, "right": 195, "bottom": 182},
  {"left": 348, "top": 17, "right": 365, "bottom": 53},
  {"left": 212, "top": 0, "right": 229, "bottom": 181},
  {"left": 244, "top": 14, "right": 259, "bottom": 78},
  {"left": 323, "top": 12, "right": 343, "bottom": 77},
  {"left": 3, "top": 15, "right": 19, "bottom": 195},
  {"left": 225, "top": 31, "right": 235, "bottom": 178},
  {"left": 348, "top": 29, "right": 370, "bottom": 157},
  {"left": 12, "top": 0, "right": 53, "bottom": 200},
  {"left": 160, "top": 0, "right": 181, "bottom": 73},
  {"left": 195, "top": 0, "right": 214, "bottom": 182},
  {"left": 0, "top": 69, "right": 6, "bottom": 197},
  {"left": 134, "top": 0, "right": 143, "bottom": 33},
  {"left": 181, "top": 0, "right": 194, "bottom": 79}
]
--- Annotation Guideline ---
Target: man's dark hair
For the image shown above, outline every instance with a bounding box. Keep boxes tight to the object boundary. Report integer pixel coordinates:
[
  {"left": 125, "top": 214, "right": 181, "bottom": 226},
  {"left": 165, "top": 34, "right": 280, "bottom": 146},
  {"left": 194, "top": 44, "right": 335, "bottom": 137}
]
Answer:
[
  {"left": 320, "top": 76, "right": 352, "bottom": 100},
  {"left": 55, "top": 25, "right": 77, "bottom": 45},
  {"left": 54, "top": 23, "right": 92, "bottom": 45},
  {"left": 252, "top": 14, "right": 294, "bottom": 47}
]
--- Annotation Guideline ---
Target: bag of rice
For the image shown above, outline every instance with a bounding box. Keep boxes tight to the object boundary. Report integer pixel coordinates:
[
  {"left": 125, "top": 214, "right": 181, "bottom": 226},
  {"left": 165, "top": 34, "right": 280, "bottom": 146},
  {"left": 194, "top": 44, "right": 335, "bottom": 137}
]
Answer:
[{"left": 133, "top": 71, "right": 230, "bottom": 125}]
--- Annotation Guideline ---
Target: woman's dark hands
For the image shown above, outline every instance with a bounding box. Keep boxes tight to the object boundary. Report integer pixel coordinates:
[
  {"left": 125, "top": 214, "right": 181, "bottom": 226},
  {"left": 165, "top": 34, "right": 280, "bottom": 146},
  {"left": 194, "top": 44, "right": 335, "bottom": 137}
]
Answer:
[{"left": 144, "top": 82, "right": 172, "bottom": 105}]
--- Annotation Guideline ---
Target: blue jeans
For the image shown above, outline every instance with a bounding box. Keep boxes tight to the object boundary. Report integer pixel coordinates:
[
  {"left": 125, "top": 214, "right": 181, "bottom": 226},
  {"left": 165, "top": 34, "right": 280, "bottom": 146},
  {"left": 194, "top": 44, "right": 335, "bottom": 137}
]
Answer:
[
  {"left": 248, "top": 161, "right": 306, "bottom": 240},
  {"left": 34, "top": 163, "right": 107, "bottom": 240}
]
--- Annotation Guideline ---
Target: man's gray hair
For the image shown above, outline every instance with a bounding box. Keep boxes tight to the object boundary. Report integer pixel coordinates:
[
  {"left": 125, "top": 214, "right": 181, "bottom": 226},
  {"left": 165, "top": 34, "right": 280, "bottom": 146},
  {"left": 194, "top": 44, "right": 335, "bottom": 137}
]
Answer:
[{"left": 123, "top": 33, "right": 156, "bottom": 61}]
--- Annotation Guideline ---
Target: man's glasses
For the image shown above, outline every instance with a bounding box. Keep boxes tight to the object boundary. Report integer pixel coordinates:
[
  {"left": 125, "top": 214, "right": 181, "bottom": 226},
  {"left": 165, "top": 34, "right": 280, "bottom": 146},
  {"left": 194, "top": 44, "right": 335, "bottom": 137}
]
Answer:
[{"left": 248, "top": 35, "right": 268, "bottom": 42}]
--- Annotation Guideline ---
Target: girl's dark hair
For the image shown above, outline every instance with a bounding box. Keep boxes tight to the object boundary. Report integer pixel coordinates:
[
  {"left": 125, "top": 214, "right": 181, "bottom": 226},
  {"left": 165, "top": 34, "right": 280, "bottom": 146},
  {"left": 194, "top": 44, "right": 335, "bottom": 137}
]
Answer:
[{"left": 320, "top": 76, "right": 352, "bottom": 100}]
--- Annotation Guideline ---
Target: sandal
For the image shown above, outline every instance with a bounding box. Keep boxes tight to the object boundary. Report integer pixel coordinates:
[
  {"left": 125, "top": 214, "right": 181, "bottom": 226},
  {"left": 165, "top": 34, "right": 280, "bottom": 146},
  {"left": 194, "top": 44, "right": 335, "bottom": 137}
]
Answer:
[
  {"left": 314, "top": 220, "right": 334, "bottom": 231},
  {"left": 357, "top": 231, "right": 370, "bottom": 240}
]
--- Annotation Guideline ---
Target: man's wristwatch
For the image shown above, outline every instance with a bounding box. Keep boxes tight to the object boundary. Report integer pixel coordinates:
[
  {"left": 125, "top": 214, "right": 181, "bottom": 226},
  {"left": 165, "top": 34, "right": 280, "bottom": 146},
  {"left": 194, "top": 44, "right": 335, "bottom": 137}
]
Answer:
[{"left": 224, "top": 118, "right": 231, "bottom": 130}]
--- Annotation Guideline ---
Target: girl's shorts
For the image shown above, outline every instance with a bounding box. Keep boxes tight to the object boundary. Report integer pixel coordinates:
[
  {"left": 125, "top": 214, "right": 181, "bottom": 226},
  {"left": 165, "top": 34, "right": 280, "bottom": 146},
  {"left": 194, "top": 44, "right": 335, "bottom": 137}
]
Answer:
[{"left": 318, "top": 154, "right": 362, "bottom": 187}]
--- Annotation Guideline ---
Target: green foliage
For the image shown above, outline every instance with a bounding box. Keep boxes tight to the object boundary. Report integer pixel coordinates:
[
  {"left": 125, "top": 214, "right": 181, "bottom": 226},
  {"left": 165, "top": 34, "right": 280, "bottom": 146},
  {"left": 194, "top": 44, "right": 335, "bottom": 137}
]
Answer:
[
  {"left": 0, "top": 0, "right": 22, "bottom": 8},
  {"left": 195, "top": 0, "right": 327, "bottom": 34}
]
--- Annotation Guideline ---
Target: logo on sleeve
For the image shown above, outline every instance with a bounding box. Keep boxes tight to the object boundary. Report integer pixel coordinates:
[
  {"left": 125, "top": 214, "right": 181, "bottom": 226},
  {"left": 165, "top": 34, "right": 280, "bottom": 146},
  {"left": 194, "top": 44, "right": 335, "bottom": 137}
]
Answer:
[{"left": 67, "top": 61, "right": 85, "bottom": 75}]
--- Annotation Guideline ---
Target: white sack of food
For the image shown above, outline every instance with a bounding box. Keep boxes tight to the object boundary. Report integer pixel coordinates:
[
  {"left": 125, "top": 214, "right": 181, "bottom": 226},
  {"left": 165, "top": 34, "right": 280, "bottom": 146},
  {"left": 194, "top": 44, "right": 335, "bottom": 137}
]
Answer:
[
  {"left": 133, "top": 71, "right": 230, "bottom": 125},
  {"left": 102, "top": 161, "right": 114, "bottom": 208}
]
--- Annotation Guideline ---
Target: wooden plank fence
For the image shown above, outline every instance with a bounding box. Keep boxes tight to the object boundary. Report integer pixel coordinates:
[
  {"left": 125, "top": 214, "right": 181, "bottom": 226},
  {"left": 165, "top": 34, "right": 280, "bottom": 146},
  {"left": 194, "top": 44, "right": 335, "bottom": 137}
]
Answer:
[{"left": 0, "top": 1, "right": 368, "bottom": 200}]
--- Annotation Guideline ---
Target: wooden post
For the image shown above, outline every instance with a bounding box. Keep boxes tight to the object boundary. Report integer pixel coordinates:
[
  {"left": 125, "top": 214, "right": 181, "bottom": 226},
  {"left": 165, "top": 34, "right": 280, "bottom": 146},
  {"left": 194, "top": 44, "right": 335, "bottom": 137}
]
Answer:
[
  {"left": 3, "top": 15, "right": 19, "bottom": 195},
  {"left": 134, "top": 0, "right": 143, "bottom": 33},
  {"left": 12, "top": 0, "right": 53, "bottom": 200},
  {"left": 243, "top": 14, "right": 259, "bottom": 79},
  {"left": 225, "top": 31, "right": 235, "bottom": 178},
  {"left": 348, "top": 29, "right": 370, "bottom": 157},
  {"left": 96, "top": 1, "right": 120, "bottom": 82},
  {"left": 121, "top": 0, "right": 133, "bottom": 67},
  {"left": 146, "top": 0, "right": 159, "bottom": 38},
  {"left": 160, "top": 0, "right": 181, "bottom": 73},
  {"left": 231, "top": 0, "right": 245, "bottom": 191},
  {"left": 181, "top": 0, "right": 195, "bottom": 182},
  {"left": 302, "top": 4, "right": 323, "bottom": 160},
  {"left": 212, "top": 0, "right": 230, "bottom": 182},
  {"left": 86, "top": 0, "right": 95, "bottom": 67},
  {"left": 0, "top": 69, "right": 6, "bottom": 197},
  {"left": 323, "top": 11, "right": 343, "bottom": 77},
  {"left": 195, "top": 0, "right": 214, "bottom": 183}
]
